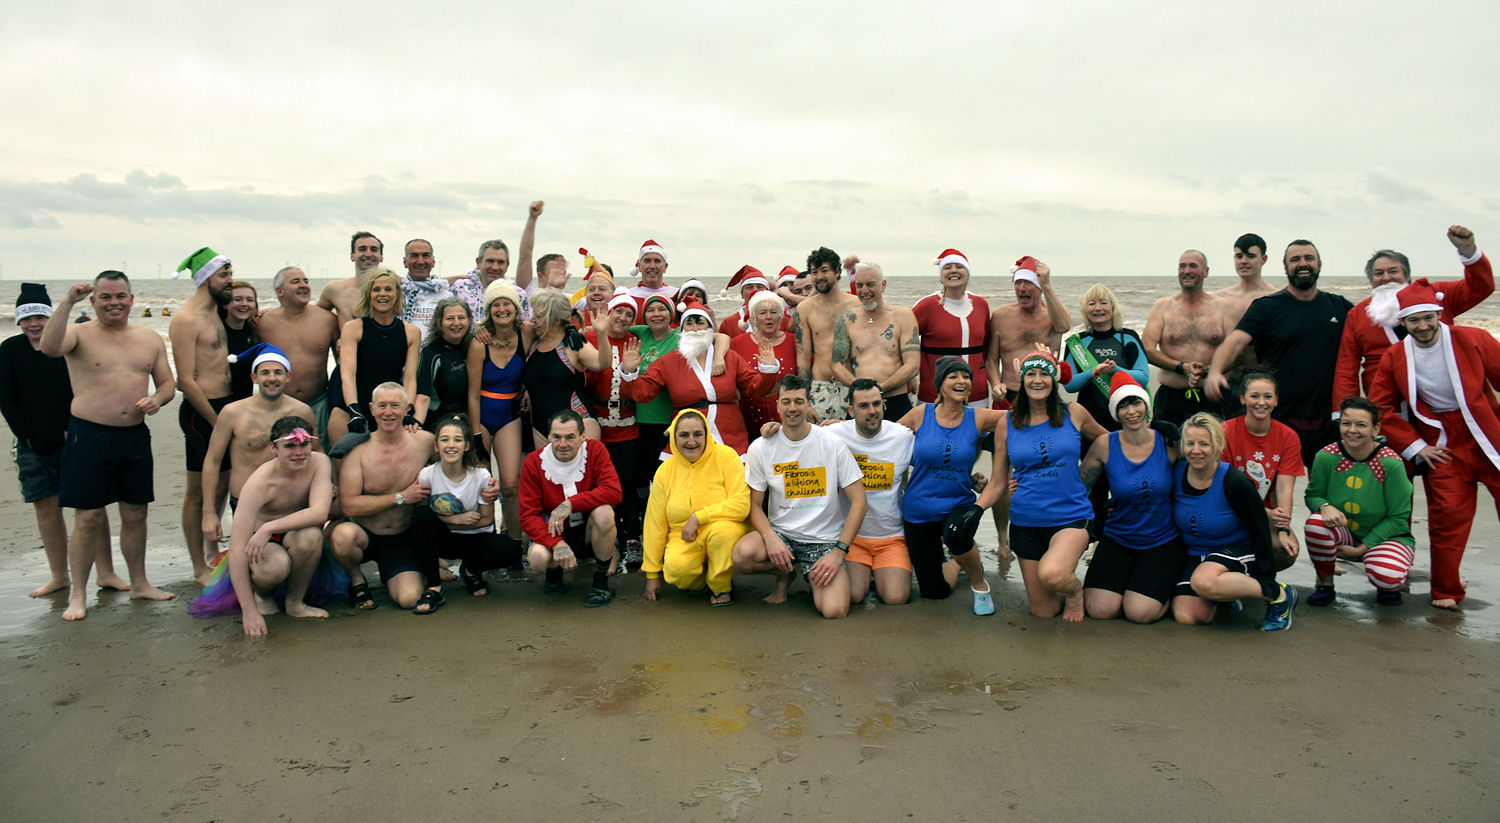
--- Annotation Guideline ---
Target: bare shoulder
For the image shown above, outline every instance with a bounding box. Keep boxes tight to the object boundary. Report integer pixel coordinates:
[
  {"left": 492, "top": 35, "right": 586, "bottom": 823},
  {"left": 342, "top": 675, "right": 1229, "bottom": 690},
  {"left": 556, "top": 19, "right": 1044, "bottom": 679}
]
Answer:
[{"left": 892, "top": 306, "right": 917, "bottom": 325}]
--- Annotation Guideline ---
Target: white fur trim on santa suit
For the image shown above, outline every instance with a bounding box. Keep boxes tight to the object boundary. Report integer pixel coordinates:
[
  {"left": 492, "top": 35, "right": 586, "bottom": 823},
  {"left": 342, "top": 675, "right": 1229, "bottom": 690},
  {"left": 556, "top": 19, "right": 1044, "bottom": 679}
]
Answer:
[
  {"left": 1397, "top": 324, "right": 1500, "bottom": 470},
  {"left": 540, "top": 441, "right": 590, "bottom": 526},
  {"left": 679, "top": 306, "right": 712, "bottom": 326},
  {"left": 1012, "top": 268, "right": 1040, "bottom": 288},
  {"left": 607, "top": 291, "right": 638, "bottom": 317}
]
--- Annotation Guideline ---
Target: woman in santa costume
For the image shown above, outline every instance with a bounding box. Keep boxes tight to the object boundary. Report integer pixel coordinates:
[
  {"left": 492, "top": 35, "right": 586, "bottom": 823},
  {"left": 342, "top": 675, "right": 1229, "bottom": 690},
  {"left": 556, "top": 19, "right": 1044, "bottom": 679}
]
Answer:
[
  {"left": 1369, "top": 278, "right": 1500, "bottom": 610},
  {"left": 913, "top": 249, "right": 992, "bottom": 406},
  {"left": 729, "top": 290, "right": 797, "bottom": 441},
  {"left": 619, "top": 298, "right": 779, "bottom": 455},
  {"left": 1332, "top": 225, "right": 1491, "bottom": 407},
  {"left": 584, "top": 290, "right": 647, "bottom": 560}
]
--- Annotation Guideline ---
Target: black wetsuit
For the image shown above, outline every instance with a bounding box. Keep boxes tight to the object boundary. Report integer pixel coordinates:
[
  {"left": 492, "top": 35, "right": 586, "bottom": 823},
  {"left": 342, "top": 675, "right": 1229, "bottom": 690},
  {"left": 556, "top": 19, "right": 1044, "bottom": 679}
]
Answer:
[{"left": 354, "top": 316, "right": 408, "bottom": 408}]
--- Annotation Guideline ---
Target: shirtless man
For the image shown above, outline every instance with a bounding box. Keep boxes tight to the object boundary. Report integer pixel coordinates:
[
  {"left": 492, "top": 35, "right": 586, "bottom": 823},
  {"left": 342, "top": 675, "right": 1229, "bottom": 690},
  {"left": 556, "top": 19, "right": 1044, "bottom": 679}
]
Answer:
[
  {"left": 257, "top": 266, "right": 339, "bottom": 445},
  {"left": 986, "top": 256, "right": 1071, "bottom": 405},
  {"left": 1141, "top": 250, "right": 1234, "bottom": 426},
  {"left": 329, "top": 382, "right": 440, "bottom": 612},
  {"left": 1213, "top": 233, "right": 1278, "bottom": 324},
  {"left": 227, "top": 417, "right": 334, "bottom": 636},
  {"left": 317, "top": 231, "right": 384, "bottom": 322},
  {"left": 794, "top": 246, "right": 861, "bottom": 420},
  {"left": 831, "top": 261, "right": 921, "bottom": 420},
  {"left": 201, "top": 344, "right": 317, "bottom": 545},
  {"left": 41, "top": 272, "right": 177, "bottom": 621},
  {"left": 170, "top": 247, "right": 236, "bottom": 583}
]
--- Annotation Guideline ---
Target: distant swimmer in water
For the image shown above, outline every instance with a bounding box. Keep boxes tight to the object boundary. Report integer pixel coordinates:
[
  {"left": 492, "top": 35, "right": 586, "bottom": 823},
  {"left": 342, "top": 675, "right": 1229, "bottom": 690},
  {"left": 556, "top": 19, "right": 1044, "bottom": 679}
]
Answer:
[
  {"left": 141, "top": 308, "right": 152, "bottom": 317},
  {"left": 161, "top": 307, "right": 171, "bottom": 317}
]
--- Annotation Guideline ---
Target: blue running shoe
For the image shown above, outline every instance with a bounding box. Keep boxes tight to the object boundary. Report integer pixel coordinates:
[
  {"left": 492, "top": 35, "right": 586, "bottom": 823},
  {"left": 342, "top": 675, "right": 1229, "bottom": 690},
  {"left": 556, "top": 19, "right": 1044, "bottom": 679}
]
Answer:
[
  {"left": 973, "top": 588, "right": 996, "bottom": 616},
  {"left": 1260, "top": 584, "right": 1298, "bottom": 631}
]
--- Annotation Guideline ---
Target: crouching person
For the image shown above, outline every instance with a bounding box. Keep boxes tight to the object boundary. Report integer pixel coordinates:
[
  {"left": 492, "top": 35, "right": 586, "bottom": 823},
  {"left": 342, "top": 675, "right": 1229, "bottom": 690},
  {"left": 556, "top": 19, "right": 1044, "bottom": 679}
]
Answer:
[{"left": 520, "top": 409, "right": 622, "bottom": 606}]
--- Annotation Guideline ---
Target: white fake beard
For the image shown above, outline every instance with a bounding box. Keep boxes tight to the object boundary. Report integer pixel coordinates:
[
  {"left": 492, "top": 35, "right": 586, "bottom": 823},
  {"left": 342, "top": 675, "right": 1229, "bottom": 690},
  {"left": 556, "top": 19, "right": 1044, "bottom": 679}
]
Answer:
[
  {"left": 1366, "top": 282, "right": 1403, "bottom": 328},
  {"left": 678, "top": 330, "right": 714, "bottom": 360}
]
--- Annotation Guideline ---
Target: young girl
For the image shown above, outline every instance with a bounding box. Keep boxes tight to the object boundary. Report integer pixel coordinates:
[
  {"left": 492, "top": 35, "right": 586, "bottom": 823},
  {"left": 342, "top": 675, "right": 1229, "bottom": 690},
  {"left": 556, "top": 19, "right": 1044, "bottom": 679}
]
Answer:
[{"left": 416, "top": 415, "right": 521, "bottom": 607}]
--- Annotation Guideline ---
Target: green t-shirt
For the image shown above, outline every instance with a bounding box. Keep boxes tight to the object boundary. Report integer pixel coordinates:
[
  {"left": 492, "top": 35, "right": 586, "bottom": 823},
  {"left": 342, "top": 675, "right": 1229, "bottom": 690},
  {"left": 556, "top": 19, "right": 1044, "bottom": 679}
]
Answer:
[
  {"left": 630, "top": 325, "right": 680, "bottom": 425},
  {"left": 1304, "top": 443, "right": 1415, "bottom": 548}
]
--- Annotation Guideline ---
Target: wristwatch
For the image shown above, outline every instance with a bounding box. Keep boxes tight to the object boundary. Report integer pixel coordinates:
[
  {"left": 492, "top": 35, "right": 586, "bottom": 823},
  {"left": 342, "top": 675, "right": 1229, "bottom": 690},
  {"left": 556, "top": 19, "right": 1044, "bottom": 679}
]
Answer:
[
  {"left": 835, "top": 541, "right": 849, "bottom": 552},
  {"left": 395, "top": 492, "right": 405, "bottom": 506}
]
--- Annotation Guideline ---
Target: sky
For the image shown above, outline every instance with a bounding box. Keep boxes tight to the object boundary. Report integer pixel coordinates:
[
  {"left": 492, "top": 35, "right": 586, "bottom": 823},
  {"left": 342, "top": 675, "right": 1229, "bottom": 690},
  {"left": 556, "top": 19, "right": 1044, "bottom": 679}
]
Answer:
[{"left": 2, "top": 0, "right": 1497, "bottom": 290}]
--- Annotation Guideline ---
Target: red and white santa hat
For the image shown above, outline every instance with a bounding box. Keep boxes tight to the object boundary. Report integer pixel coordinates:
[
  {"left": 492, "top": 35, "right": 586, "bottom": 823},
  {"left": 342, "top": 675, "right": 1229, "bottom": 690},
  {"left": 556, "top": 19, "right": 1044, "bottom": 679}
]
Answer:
[
  {"left": 677, "top": 296, "right": 713, "bottom": 327},
  {"left": 1107, "top": 370, "right": 1151, "bottom": 421},
  {"left": 935, "top": 249, "right": 970, "bottom": 274},
  {"left": 1395, "top": 277, "right": 1445, "bottom": 319},
  {"left": 722, "top": 264, "right": 768, "bottom": 295},
  {"left": 679, "top": 278, "right": 708, "bottom": 296},
  {"left": 630, "top": 239, "right": 666, "bottom": 277},
  {"left": 743, "top": 290, "right": 786, "bottom": 330},
  {"left": 607, "top": 288, "right": 638, "bottom": 318},
  {"left": 1012, "top": 256, "right": 1041, "bottom": 287},
  {"left": 775, "top": 265, "right": 800, "bottom": 288}
]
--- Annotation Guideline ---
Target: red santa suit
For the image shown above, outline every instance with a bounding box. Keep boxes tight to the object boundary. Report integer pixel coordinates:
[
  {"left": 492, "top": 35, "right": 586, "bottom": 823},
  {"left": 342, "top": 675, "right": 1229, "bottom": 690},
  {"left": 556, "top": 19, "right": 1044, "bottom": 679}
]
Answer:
[
  {"left": 1333, "top": 250, "right": 1492, "bottom": 408},
  {"left": 583, "top": 328, "right": 637, "bottom": 444},
  {"left": 623, "top": 345, "right": 778, "bottom": 454},
  {"left": 519, "top": 440, "right": 622, "bottom": 550},
  {"left": 730, "top": 330, "right": 797, "bottom": 439},
  {"left": 1369, "top": 290, "right": 1500, "bottom": 605},
  {"left": 913, "top": 291, "right": 991, "bottom": 404}
]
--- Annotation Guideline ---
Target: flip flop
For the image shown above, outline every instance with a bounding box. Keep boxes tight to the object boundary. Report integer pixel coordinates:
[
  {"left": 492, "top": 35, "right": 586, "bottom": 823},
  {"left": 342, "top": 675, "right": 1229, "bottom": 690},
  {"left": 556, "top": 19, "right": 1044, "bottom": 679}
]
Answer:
[{"left": 710, "top": 591, "right": 735, "bottom": 607}]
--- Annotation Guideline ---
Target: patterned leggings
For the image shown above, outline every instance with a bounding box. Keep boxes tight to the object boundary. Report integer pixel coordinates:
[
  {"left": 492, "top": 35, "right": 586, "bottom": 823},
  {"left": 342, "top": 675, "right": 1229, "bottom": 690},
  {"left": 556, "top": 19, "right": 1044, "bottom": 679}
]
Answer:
[{"left": 1303, "top": 513, "right": 1414, "bottom": 591}]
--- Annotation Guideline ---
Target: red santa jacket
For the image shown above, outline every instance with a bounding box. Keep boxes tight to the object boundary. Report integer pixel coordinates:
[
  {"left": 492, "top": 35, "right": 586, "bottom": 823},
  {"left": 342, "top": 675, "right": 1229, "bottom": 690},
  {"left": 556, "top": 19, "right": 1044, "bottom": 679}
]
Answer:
[
  {"left": 583, "top": 329, "right": 637, "bottom": 443},
  {"left": 1333, "top": 252, "right": 1492, "bottom": 410},
  {"left": 623, "top": 347, "right": 776, "bottom": 454},
  {"left": 913, "top": 292, "right": 991, "bottom": 403},
  {"left": 1368, "top": 323, "right": 1500, "bottom": 470},
  {"left": 519, "top": 440, "right": 622, "bottom": 548}
]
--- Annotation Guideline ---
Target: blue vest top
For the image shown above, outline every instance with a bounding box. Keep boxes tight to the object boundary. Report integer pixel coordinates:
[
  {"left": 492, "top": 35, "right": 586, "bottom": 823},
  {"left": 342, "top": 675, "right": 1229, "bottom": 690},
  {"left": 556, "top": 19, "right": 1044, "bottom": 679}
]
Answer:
[
  {"left": 1008, "top": 409, "right": 1094, "bottom": 528},
  {"left": 1172, "top": 461, "right": 1250, "bottom": 556},
  {"left": 1102, "top": 430, "right": 1178, "bottom": 547},
  {"left": 904, "top": 404, "right": 980, "bottom": 524}
]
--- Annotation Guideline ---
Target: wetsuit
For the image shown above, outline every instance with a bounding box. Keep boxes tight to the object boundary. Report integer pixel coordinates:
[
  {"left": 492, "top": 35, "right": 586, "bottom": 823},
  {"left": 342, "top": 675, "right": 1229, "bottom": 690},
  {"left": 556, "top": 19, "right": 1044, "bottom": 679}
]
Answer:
[
  {"left": 416, "top": 336, "right": 470, "bottom": 426},
  {"left": 353, "top": 316, "right": 408, "bottom": 408}
]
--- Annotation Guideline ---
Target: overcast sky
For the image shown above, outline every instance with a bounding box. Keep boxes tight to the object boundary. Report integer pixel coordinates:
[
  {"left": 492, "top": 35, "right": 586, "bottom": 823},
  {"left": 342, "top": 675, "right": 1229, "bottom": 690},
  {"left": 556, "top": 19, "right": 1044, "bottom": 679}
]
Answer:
[{"left": 3, "top": 0, "right": 1496, "bottom": 290}]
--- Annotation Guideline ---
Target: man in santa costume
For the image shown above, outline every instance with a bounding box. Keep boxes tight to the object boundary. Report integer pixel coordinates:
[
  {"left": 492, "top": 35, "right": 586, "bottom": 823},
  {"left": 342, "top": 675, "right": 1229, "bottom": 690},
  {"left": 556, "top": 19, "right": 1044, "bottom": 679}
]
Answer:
[
  {"left": 626, "top": 239, "right": 678, "bottom": 314},
  {"left": 1334, "top": 225, "right": 1492, "bottom": 408},
  {"left": 913, "top": 249, "right": 991, "bottom": 406},
  {"left": 1369, "top": 278, "right": 1500, "bottom": 610},
  {"left": 520, "top": 409, "right": 622, "bottom": 606},
  {"left": 619, "top": 298, "right": 779, "bottom": 454}
]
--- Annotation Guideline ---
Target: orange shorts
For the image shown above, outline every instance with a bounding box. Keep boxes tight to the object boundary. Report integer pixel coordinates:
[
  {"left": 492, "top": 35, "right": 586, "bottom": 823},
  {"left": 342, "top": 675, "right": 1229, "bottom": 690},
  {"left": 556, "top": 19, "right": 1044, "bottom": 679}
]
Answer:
[{"left": 846, "top": 535, "right": 913, "bottom": 572}]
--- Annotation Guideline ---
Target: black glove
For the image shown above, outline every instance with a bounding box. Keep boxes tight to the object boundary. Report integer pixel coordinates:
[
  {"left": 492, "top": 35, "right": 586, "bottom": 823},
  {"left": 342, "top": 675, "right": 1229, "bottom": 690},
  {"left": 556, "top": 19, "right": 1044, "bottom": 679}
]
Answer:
[
  {"left": 942, "top": 504, "right": 985, "bottom": 554},
  {"left": 1149, "top": 418, "right": 1180, "bottom": 447},
  {"left": 346, "top": 403, "right": 370, "bottom": 434},
  {"left": 562, "top": 323, "right": 587, "bottom": 352},
  {"left": 403, "top": 405, "right": 420, "bottom": 428}
]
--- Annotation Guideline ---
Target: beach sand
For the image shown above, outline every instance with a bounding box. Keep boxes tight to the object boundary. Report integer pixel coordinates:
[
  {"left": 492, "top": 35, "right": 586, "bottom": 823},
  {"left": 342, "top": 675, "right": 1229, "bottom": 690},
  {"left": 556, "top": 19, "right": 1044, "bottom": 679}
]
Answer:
[{"left": 2, "top": 411, "right": 1498, "bottom": 821}]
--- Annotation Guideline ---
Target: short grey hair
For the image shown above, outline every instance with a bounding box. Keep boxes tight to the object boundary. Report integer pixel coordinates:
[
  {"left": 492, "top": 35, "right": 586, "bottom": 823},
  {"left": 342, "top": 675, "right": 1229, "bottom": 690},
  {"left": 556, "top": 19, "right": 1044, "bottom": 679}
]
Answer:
[
  {"left": 477, "top": 239, "right": 509, "bottom": 259},
  {"left": 273, "top": 266, "right": 304, "bottom": 292}
]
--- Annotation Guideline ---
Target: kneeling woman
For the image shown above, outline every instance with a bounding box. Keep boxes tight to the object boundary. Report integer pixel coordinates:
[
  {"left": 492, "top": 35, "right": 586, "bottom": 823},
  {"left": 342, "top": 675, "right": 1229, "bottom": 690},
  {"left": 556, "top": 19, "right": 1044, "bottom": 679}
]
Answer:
[
  {"left": 416, "top": 415, "right": 518, "bottom": 608},
  {"left": 1006, "top": 347, "right": 1107, "bottom": 622},
  {"left": 642, "top": 409, "right": 751, "bottom": 606},
  {"left": 1303, "top": 397, "right": 1415, "bottom": 606},
  {"left": 1079, "top": 372, "right": 1184, "bottom": 623},
  {"left": 1173, "top": 412, "right": 1298, "bottom": 631}
]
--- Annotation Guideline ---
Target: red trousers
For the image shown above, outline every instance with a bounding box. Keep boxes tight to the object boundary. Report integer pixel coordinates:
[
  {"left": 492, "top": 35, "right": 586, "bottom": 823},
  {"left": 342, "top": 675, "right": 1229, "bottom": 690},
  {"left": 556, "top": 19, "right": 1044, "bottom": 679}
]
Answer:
[{"left": 1422, "top": 410, "right": 1500, "bottom": 603}]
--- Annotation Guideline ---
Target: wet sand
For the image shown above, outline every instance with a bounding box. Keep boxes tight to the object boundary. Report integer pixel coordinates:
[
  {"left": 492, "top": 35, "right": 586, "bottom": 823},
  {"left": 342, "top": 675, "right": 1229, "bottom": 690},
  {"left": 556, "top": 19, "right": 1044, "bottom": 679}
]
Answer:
[{"left": 3, "top": 412, "right": 1499, "bottom": 821}]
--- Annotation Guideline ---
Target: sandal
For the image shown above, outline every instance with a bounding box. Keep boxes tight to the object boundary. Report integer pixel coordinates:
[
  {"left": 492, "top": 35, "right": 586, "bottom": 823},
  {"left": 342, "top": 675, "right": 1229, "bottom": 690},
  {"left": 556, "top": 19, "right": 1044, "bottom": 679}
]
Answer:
[
  {"left": 349, "top": 581, "right": 377, "bottom": 610},
  {"left": 584, "top": 586, "right": 616, "bottom": 608},
  {"left": 709, "top": 591, "right": 735, "bottom": 607},
  {"left": 459, "top": 564, "right": 488, "bottom": 597},
  {"left": 412, "top": 588, "right": 446, "bottom": 615}
]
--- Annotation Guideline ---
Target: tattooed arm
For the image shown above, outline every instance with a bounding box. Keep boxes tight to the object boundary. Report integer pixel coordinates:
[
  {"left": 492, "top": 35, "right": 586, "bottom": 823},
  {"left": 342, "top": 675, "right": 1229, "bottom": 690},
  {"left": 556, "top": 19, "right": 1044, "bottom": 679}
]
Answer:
[
  {"left": 793, "top": 312, "right": 810, "bottom": 378},
  {"left": 883, "top": 310, "right": 921, "bottom": 393},
  {"left": 830, "top": 310, "right": 857, "bottom": 386}
]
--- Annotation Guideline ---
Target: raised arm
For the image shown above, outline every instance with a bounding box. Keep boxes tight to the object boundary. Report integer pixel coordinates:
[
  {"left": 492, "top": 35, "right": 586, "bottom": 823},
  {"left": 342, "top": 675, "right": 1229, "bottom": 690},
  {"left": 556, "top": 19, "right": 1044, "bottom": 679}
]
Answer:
[
  {"left": 1036, "top": 262, "right": 1071, "bottom": 333},
  {"left": 514, "top": 200, "right": 543, "bottom": 292},
  {"left": 39, "top": 283, "right": 87, "bottom": 358}
]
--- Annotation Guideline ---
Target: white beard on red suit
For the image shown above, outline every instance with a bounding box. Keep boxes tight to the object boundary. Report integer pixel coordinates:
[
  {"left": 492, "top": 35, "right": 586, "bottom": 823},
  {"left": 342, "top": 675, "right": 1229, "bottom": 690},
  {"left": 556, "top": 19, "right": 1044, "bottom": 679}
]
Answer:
[
  {"left": 1366, "top": 282, "right": 1403, "bottom": 328},
  {"left": 678, "top": 330, "right": 714, "bottom": 361}
]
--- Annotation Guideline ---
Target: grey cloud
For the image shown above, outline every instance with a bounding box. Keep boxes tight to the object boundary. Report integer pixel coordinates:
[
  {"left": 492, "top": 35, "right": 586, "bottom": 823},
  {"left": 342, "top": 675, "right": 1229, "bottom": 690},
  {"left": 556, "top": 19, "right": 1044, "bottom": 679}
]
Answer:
[{"left": 1366, "top": 168, "right": 1435, "bottom": 205}]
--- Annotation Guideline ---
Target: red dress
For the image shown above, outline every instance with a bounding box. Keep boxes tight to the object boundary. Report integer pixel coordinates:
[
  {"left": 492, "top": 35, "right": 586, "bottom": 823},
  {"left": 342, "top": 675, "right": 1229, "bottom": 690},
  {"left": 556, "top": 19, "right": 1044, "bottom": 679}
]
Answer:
[
  {"left": 913, "top": 292, "right": 991, "bottom": 403},
  {"left": 625, "top": 348, "right": 777, "bottom": 454},
  {"left": 583, "top": 329, "right": 637, "bottom": 443},
  {"left": 730, "top": 332, "right": 797, "bottom": 439}
]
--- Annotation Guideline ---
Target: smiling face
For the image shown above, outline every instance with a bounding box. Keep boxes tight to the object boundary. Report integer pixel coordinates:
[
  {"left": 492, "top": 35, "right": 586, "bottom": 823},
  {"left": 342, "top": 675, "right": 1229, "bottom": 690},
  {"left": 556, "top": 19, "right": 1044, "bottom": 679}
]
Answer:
[
  {"left": 548, "top": 419, "right": 583, "bottom": 462},
  {"left": 1115, "top": 396, "right": 1148, "bottom": 430},
  {"left": 1177, "top": 251, "right": 1208, "bottom": 292},
  {"left": 777, "top": 387, "right": 810, "bottom": 428},
  {"left": 853, "top": 270, "right": 883, "bottom": 311},
  {"left": 1401, "top": 309, "right": 1441, "bottom": 347},
  {"left": 1084, "top": 294, "right": 1113, "bottom": 330},
  {"left": 435, "top": 423, "right": 470, "bottom": 464},
  {"left": 637, "top": 252, "right": 667, "bottom": 284},
  {"left": 368, "top": 274, "right": 398, "bottom": 316},
  {"left": 404, "top": 240, "right": 435, "bottom": 281},
  {"left": 941, "top": 369, "right": 971, "bottom": 404},
  {"left": 440, "top": 303, "right": 470, "bottom": 344},
  {"left": 488, "top": 297, "right": 517, "bottom": 329},
  {"left": 227, "top": 286, "right": 257, "bottom": 322},
  {"left": 271, "top": 432, "right": 313, "bottom": 470},
  {"left": 370, "top": 386, "right": 407, "bottom": 431},
  {"left": 608, "top": 304, "right": 636, "bottom": 336},
  {"left": 253, "top": 362, "right": 288, "bottom": 400},
  {"left": 1369, "top": 255, "right": 1409, "bottom": 288},
  {"left": 478, "top": 247, "right": 509, "bottom": 284},
  {"left": 1240, "top": 377, "right": 1277, "bottom": 421},
  {"left": 19, "top": 314, "right": 47, "bottom": 342},
  {"left": 585, "top": 278, "right": 613, "bottom": 308},
  {"left": 1023, "top": 366, "right": 1054, "bottom": 401},
  {"left": 674, "top": 414, "right": 707, "bottom": 462},
  {"left": 276, "top": 268, "right": 312, "bottom": 307},
  {"left": 1284, "top": 244, "right": 1321, "bottom": 290},
  {"left": 643, "top": 299, "right": 672, "bottom": 331},
  {"left": 90, "top": 276, "right": 135, "bottom": 326},
  {"left": 1234, "top": 245, "right": 1266, "bottom": 279},
  {"left": 1181, "top": 425, "right": 1217, "bottom": 472},
  {"left": 811, "top": 262, "right": 839, "bottom": 295},
  {"left": 850, "top": 386, "right": 885, "bottom": 437},
  {"left": 1339, "top": 407, "right": 1378, "bottom": 454},
  {"left": 940, "top": 261, "right": 969, "bottom": 294},
  {"left": 205, "top": 264, "right": 235, "bottom": 307},
  {"left": 351, "top": 236, "right": 383, "bottom": 274}
]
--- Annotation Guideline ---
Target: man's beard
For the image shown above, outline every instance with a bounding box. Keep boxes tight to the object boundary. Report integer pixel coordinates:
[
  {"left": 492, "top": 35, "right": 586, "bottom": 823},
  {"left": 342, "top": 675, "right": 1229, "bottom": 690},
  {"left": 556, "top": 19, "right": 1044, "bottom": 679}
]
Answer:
[
  {"left": 210, "top": 285, "right": 232, "bottom": 307},
  {"left": 1366, "top": 282, "right": 1403, "bottom": 328},
  {"left": 1287, "top": 266, "right": 1320, "bottom": 291},
  {"left": 860, "top": 298, "right": 879, "bottom": 313},
  {"left": 678, "top": 330, "right": 714, "bottom": 360}
]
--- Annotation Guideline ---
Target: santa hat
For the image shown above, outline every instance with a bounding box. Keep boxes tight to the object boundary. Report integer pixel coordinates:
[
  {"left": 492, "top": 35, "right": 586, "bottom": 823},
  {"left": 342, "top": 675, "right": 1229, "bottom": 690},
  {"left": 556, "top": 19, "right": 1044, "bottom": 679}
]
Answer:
[
  {"left": 175, "top": 246, "right": 230, "bottom": 286},
  {"left": 679, "top": 278, "right": 709, "bottom": 296},
  {"left": 229, "top": 342, "right": 293, "bottom": 372},
  {"left": 1012, "top": 256, "right": 1041, "bottom": 287},
  {"left": 743, "top": 290, "right": 786, "bottom": 331},
  {"left": 1396, "top": 278, "right": 1445, "bottom": 319},
  {"left": 630, "top": 239, "right": 666, "bottom": 277},
  {"left": 643, "top": 293, "right": 677, "bottom": 320},
  {"left": 607, "top": 289, "right": 638, "bottom": 318},
  {"left": 935, "top": 249, "right": 970, "bottom": 274},
  {"left": 1018, "top": 348, "right": 1073, "bottom": 383},
  {"left": 15, "top": 282, "right": 53, "bottom": 320},
  {"left": 722, "top": 265, "right": 767, "bottom": 295},
  {"left": 677, "top": 297, "right": 713, "bottom": 327},
  {"left": 776, "top": 266, "right": 800, "bottom": 288},
  {"left": 482, "top": 278, "right": 522, "bottom": 316},
  {"left": 1107, "top": 371, "right": 1151, "bottom": 421}
]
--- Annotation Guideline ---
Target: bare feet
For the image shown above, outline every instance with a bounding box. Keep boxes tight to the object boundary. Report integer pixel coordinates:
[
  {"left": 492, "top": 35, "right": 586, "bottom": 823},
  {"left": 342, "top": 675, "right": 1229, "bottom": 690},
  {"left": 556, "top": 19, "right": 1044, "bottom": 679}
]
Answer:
[
  {"left": 29, "top": 577, "right": 69, "bottom": 597},
  {"left": 63, "top": 595, "right": 87, "bottom": 621},
  {"left": 285, "top": 601, "right": 330, "bottom": 619},
  {"left": 764, "top": 571, "right": 792, "bottom": 605},
  {"left": 95, "top": 573, "right": 130, "bottom": 591},
  {"left": 195, "top": 570, "right": 214, "bottom": 586},
  {"left": 709, "top": 591, "right": 733, "bottom": 606},
  {"left": 130, "top": 583, "right": 176, "bottom": 602},
  {"left": 1432, "top": 598, "right": 1460, "bottom": 610},
  {"left": 1063, "top": 590, "right": 1086, "bottom": 623},
  {"left": 253, "top": 591, "right": 280, "bottom": 616},
  {"left": 439, "top": 559, "right": 458, "bottom": 582}
]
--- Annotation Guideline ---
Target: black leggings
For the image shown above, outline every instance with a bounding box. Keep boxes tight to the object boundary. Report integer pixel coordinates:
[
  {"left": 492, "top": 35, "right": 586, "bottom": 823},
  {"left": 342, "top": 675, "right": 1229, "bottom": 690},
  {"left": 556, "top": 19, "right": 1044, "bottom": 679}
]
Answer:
[
  {"left": 902, "top": 518, "right": 953, "bottom": 600},
  {"left": 431, "top": 529, "right": 521, "bottom": 573},
  {"left": 604, "top": 438, "right": 640, "bottom": 542}
]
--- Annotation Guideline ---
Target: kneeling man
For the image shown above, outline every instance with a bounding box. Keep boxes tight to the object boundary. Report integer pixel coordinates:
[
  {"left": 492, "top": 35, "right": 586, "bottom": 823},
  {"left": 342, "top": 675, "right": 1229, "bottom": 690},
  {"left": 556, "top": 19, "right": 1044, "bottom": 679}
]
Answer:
[
  {"left": 733, "top": 375, "right": 867, "bottom": 618},
  {"left": 225, "top": 417, "right": 333, "bottom": 635},
  {"left": 520, "top": 409, "right": 622, "bottom": 606}
]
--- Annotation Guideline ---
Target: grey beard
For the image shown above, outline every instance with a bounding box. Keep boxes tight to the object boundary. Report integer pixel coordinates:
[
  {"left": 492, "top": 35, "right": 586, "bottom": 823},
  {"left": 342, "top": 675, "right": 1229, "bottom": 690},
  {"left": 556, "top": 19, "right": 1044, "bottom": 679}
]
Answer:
[{"left": 1366, "top": 282, "right": 1403, "bottom": 328}]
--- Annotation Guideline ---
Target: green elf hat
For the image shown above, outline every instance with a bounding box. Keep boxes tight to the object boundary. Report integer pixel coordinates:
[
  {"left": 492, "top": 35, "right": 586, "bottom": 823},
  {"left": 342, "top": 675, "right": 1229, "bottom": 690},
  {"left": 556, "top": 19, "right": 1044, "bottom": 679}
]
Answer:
[{"left": 175, "top": 247, "right": 229, "bottom": 287}]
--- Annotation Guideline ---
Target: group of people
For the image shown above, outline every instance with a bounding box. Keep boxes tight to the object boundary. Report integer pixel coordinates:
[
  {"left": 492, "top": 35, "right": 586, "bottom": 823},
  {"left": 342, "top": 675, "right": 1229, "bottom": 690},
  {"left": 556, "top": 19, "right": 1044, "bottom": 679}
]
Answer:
[{"left": 5, "top": 206, "right": 1498, "bottom": 634}]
